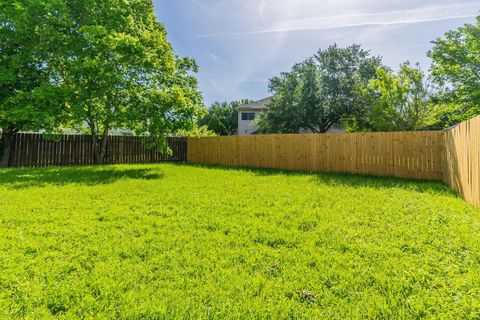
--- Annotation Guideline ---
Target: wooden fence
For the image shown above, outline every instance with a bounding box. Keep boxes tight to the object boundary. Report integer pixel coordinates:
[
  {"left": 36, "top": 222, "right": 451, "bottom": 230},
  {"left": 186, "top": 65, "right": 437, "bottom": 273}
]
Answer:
[
  {"left": 1, "top": 118, "right": 479, "bottom": 206},
  {"left": 188, "top": 117, "right": 480, "bottom": 206},
  {"left": 1, "top": 133, "right": 187, "bottom": 167},
  {"left": 188, "top": 131, "right": 445, "bottom": 181},
  {"left": 443, "top": 116, "right": 480, "bottom": 206}
]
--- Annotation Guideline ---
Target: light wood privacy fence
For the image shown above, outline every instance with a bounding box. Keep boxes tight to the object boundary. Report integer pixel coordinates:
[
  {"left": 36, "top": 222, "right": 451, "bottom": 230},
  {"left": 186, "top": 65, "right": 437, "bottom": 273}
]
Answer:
[
  {"left": 188, "top": 132, "right": 444, "bottom": 180},
  {"left": 188, "top": 117, "right": 480, "bottom": 206},
  {"left": 443, "top": 116, "right": 480, "bottom": 206}
]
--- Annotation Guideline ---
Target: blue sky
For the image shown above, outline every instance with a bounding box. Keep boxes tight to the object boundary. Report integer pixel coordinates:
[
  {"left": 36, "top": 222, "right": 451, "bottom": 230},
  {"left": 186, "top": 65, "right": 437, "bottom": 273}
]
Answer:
[{"left": 153, "top": 0, "right": 479, "bottom": 105}]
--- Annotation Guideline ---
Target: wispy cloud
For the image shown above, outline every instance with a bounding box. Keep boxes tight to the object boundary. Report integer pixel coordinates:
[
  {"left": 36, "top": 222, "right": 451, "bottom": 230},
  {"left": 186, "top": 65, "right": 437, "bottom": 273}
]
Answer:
[
  {"left": 206, "top": 51, "right": 228, "bottom": 65},
  {"left": 196, "top": 3, "right": 479, "bottom": 38},
  {"left": 259, "top": 0, "right": 267, "bottom": 18}
]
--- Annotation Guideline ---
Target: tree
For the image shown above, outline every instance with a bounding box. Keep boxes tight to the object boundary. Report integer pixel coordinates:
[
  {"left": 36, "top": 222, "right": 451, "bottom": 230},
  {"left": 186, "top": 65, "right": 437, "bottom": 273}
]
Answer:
[
  {"left": 57, "top": 0, "right": 203, "bottom": 164},
  {"left": 359, "top": 62, "right": 434, "bottom": 131},
  {"left": 255, "top": 44, "right": 381, "bottom": 133},
  {"left": 0, "top": 0, "right": 67, "bottom": 167},
  {"left": 428, "top": 16, "right": 480, "bottom": 127},
  {"left": 199, "top": 99, "right": 253, "bottom": 135}
]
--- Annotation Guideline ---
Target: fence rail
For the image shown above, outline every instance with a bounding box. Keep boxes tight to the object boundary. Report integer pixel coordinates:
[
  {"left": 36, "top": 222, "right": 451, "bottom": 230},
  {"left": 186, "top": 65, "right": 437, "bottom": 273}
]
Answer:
[
  {"left": 188, "top": 131, "right": 444, "bottom": 181},
  {"left": 1, "top": 133, "right": 187, "bottom": 167}
]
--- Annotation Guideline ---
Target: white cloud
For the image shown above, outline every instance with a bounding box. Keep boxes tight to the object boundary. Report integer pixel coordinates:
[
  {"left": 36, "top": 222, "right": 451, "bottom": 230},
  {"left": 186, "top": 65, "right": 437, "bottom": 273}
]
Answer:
[
  {"left": 206, "top": 51, "right": 228, "bottom": 65},
  {"left": 268, "top": 3, "right": 478, "bottom": 33},
  {"left": 196, "top": 3, "right": 478, "bottom": 37}
]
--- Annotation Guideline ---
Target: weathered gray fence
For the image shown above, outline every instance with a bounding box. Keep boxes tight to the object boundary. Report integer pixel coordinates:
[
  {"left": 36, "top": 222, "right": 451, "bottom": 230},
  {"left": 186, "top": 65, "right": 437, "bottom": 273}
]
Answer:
[{"left": 0, "top": 133, "right": 187, "bottom": 167}]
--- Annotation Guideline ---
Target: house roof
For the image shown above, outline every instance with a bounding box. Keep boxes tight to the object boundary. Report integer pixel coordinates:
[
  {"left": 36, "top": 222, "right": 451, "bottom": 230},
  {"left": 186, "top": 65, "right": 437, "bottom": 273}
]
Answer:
[{"left": 237, "top": 97, "right": 272, "bottom": 112}]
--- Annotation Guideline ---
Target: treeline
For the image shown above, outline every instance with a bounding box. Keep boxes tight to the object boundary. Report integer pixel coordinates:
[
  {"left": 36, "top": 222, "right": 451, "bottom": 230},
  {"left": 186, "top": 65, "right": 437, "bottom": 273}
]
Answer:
[
  {"left": 202, "top": 16, "right": 480, "bottom": 135},
  {"left": 0, "top": 0, "right": 204, "bottom": 167}
]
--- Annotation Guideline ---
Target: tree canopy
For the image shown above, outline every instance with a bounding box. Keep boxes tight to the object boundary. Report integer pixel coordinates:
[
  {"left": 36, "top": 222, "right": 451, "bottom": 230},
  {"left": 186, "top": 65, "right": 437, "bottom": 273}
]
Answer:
[
  {"left": 256, "top": 44, "right": 382, "bottom": 133},
  {"left": 0, "top": 0, "right": 68, "bottom": 166},
  {"left": 199, "top": 99, "right": 253, "bottom": 136},
  {"left": 0, "top": 0, "right": 204, "bottom": 165},
  {"left": 358, "top": 62, "right": 434, "bottom": 132},
  {"left": 429, "top": 16, "right": 480, "bottom": 127},
  {"left": 55, "top": 0, "right": 204, "bottom": 163}
]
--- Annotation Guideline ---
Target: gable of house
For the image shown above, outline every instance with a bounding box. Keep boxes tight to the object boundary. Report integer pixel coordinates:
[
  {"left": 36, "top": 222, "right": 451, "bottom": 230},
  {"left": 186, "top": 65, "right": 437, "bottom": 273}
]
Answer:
[{"left": 237, "top": 97, "right": 271, "bottom": 135}]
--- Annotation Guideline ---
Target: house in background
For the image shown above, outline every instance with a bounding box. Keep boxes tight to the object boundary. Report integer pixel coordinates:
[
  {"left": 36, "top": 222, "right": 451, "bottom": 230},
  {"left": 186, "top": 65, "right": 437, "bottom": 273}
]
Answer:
[
  {"left": 237, "top": 97, "right": 344, "bottom": 135},
  {"left": 237, "top": 97, "right": 271, "bottom": 135}
]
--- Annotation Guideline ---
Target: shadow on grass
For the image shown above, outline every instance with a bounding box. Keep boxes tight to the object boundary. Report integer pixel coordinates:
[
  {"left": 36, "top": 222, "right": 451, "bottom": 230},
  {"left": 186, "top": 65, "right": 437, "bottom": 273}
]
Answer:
[
  {"left": 185, "top": 163, "right": 457, "bottom": 197},
  {"left": 0, "top": 166, "right": 163, "bottom": 189}
]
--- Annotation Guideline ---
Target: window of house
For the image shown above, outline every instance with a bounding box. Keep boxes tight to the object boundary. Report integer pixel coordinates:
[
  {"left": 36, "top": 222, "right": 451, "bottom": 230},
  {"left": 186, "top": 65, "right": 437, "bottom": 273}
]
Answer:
[{"left": 241, "top": 112, "right": 255, "bottom": 121}]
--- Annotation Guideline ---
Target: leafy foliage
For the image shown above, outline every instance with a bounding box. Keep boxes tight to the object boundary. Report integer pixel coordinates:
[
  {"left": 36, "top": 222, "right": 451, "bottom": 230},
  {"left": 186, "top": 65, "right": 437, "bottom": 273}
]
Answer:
[
  {"left": 358, "top": 62, "right": 434, "bottom": 132},
  {"left": 54, "top": 0, "right": 204, "bottom": 162},
  {"left": 199, "top": 99, "right": 253, "bottom": 135},
  {"left": 429, "top": 16, "right": 480, "bottom": 127},
  {"left": 175, "top": 125, "right": 217, "bottom": 137},
  {"left": 0, "top": 0, "right": 68, "bottom": 166},
  {"left": 0, "top": 164, "right": 479, "bottom": 318},
  {"left": 256, "top": 44, "right": 382, "bottom": 133},
  {"left": 0, "top": 0, "right": 203, "bottom": 165}
]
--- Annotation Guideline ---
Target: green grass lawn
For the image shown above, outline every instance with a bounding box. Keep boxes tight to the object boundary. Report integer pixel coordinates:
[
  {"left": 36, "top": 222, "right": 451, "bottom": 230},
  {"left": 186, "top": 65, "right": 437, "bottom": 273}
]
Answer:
[{"left": 1, "top": 164, "right": 479, "bottom": 319}]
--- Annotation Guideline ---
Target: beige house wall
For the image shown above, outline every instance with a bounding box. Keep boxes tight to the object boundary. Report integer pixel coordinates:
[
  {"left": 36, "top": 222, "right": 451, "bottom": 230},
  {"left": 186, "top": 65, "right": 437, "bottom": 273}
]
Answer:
[{"left": 238, "top": 111, "right": 263, "bottom": 135}]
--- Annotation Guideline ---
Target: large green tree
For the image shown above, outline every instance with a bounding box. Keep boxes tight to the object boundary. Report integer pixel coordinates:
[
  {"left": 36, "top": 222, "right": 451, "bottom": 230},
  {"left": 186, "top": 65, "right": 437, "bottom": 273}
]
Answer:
[
  {"left": 57, "top": 0, "right": 203, "bottom": 163},
  {"left": 0, "top": 0, "right": 66, "bottom": 167},
  {"left": 256, "top": 44, "right": 381, "bottom": 133},
  {"left": 199, "top": 99, "right": 252, "bottom": 135},
  {"left": 359, "top": 62, "right": 434, "bottom": 132},
  {"left": 428, "top": 16, "right": 480, "bottom": 127}
]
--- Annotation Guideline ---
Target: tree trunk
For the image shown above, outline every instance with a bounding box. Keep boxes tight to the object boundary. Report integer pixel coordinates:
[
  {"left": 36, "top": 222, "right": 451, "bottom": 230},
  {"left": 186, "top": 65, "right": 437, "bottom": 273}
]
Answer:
[
  {"left": 0, "top": 132, "right": 14, "bottom": 168},
  {"left": 94, "top": 128, "right": 109, "bottom": 165}
]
